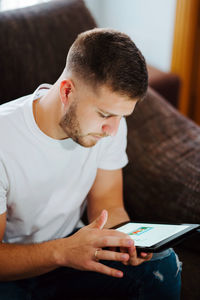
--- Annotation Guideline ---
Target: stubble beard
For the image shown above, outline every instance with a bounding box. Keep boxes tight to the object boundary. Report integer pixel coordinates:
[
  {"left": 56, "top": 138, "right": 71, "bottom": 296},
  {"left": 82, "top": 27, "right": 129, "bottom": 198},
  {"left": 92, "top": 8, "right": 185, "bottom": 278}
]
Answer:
[{"left": 59, "top": 102, "right": 99, "bottom": 148}]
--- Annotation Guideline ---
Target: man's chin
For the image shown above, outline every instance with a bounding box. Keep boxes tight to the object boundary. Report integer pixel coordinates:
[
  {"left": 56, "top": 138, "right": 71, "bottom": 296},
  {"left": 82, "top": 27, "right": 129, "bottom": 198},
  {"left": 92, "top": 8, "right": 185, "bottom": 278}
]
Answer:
[{"left": 73, "top": 135, "right": 100, "bottom": 148}]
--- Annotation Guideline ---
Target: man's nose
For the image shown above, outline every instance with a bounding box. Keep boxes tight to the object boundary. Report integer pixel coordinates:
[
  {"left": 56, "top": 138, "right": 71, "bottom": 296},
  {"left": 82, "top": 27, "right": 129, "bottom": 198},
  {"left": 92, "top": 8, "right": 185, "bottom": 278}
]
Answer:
[{"left": 102, "top": 117, "right": 121, "bottom": 137}]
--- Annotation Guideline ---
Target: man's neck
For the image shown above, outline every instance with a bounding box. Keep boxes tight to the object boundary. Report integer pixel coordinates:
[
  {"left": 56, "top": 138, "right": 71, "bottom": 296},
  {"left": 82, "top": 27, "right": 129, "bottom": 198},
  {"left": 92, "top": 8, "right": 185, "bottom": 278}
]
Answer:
[{"left": 32, "top": 85, "right": 67, "bottom": 140}]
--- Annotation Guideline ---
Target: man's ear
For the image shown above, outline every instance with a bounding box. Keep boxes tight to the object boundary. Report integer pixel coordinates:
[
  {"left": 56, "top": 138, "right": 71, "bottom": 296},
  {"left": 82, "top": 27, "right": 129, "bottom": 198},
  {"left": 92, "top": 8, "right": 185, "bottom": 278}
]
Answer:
[{"left": 59, "top": 80, "right": 74, "bottom": 106}]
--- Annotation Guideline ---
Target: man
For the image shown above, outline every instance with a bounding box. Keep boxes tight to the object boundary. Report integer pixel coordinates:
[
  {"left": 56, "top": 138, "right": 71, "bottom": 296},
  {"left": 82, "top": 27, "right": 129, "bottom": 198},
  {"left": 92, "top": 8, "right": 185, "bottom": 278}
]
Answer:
[{"left": 0, "top": 28, "right": 181, "bottom": 299}]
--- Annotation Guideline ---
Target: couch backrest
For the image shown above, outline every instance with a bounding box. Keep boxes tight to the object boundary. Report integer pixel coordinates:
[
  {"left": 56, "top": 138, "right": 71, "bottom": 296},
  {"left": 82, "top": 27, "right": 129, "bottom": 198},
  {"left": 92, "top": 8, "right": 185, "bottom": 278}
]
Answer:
[{"left": 0, "top": 0, "right": 96, "bottom": 104}]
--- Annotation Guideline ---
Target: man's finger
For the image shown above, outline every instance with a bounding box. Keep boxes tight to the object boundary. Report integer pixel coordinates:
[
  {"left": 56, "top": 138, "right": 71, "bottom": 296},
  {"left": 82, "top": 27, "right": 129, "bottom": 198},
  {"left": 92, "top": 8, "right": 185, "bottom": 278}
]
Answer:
[
  {"left": 88, "top": 210, "right": 108, "bottom": 230},
  {"left": 101, "top": 229, "right": 133, "bottom": 240},
  {"left": 141, "top": 253, "right": 153, "bottom": 261},
  {"left": 97, "top": 236, "right": 133, "bottom": 248},
  {"left": 128, "top": 246, "right": 142, "bottom": 265},
  {"left": 90, "top": 261, "right": 124, "bottom": 278},
  {"left": 128, "top": 248, "right": 153, "bottom": 265},
  {"left": 95, "top": 249, "right": 129, "bottom": 262}
]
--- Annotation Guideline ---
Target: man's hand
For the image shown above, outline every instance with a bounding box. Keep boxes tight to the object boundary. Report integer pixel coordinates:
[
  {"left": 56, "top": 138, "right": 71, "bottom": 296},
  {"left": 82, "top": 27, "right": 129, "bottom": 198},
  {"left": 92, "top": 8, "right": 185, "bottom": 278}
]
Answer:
[
  {"left": 119, "top": 246, "right": 153, "bottom": 266},
  {"left": 57, "top": 210, "right": 135, "bottom": 278}
]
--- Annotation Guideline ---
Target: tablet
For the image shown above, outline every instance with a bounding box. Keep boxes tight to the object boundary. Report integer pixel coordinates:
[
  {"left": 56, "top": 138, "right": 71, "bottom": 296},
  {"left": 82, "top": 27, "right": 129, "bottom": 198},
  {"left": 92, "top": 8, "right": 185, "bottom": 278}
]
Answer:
[{"left": 114, "top": 222, "right": 200, "bottom": 253}]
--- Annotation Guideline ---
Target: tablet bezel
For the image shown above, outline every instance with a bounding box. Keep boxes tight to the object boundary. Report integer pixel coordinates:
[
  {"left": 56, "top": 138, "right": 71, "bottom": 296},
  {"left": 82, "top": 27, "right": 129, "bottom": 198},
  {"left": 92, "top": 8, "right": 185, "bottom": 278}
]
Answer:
[{"left": 112, "top": 222, "right": 200, "bottom": 253}]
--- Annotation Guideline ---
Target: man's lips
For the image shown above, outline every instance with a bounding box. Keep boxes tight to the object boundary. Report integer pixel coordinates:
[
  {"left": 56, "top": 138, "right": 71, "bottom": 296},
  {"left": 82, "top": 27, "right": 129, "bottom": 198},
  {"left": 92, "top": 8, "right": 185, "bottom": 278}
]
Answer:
[
  {"left": 79, "top": 133, "right": 109, "bottom": 139},
  {"left": 92, "top": 135, "right": 102, "bottom": 140},
  {"left": 92, "top": 133, "right": 109, "bottom": 139}
]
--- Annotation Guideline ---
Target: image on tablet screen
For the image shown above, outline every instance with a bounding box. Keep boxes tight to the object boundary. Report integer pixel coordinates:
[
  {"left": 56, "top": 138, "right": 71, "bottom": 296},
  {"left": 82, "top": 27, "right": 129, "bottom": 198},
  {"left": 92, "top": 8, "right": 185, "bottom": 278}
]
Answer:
[{"left": 128, "top": 226, "right": 153, "bottom": 236}]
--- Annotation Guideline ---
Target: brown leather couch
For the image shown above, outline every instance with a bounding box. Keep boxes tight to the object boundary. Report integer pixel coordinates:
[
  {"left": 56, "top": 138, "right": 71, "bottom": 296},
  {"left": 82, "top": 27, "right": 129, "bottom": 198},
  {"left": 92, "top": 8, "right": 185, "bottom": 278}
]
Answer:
[
  {"left": 0, "top": 0, "right": 199, "bottom": 299},
  {"left": 147, "top": 65, "right": 181, "bottom": 108}
]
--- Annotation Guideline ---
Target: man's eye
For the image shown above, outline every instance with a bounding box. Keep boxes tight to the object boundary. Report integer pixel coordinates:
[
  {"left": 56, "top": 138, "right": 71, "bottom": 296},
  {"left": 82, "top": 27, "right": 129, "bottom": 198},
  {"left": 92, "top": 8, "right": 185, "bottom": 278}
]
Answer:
[{"left": 98, "top": 112, "right": 109, "bottom": 119}]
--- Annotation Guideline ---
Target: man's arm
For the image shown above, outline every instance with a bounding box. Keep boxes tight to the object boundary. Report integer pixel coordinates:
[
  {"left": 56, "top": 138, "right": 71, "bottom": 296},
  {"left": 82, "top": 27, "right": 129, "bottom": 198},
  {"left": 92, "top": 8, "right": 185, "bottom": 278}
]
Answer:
[
  {"left": 87, "top": 168, "right": 153, "bottom": 264},
  {"left": 87, "top": 168, "right": 130, "bottom": 228},
  {"left": 0, "top": 212, "right": 63, "bottom": 280},
  {"left": 0, "top": 210, "right": 134, "bottom": 281}
]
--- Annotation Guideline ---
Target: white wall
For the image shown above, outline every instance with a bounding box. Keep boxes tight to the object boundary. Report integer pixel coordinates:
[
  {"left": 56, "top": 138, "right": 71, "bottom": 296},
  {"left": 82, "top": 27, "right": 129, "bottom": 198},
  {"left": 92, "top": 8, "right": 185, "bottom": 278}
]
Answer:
[
  {"left": 0, "top": 0, "right": 50, "bottom": 11},
  {"left": 84, "top": 0, "right": 177, "bottom": 72}
]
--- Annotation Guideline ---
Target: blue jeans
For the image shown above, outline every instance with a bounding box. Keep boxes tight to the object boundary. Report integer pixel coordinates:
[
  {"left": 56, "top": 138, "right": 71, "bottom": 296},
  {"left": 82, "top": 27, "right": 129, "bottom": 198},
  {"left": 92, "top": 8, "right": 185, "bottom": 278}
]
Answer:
[{"left": 0, "top": 245, "right": 182, "bottom": 300}]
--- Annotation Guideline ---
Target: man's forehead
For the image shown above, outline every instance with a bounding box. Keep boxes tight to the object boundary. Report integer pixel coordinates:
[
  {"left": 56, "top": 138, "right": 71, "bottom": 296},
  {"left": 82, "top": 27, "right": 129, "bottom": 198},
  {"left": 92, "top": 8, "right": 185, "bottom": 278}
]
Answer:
[
  {"left": 74, "top": 78, "right": 137, "bottom": 113},
  {"left": 92, "top": 86, "right": 136, "bottom": 116}
]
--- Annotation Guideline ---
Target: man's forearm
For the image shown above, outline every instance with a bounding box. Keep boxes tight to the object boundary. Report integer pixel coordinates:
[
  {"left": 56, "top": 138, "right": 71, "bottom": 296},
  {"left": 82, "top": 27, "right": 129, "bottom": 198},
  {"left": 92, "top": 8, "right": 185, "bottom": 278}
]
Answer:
[
  {"left": 0, "top": 239, "right": 61, "bottom": 281},
  {"left": 0, "top": 212, "right": 144, "bottom": 282}
]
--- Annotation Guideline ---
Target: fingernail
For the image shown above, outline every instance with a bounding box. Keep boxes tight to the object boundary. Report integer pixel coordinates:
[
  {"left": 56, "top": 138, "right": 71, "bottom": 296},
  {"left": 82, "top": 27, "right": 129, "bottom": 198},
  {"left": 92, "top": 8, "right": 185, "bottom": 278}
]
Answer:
[
  {"left": 116, "top": 271, "right": 123, "bottom": 278},
  {"left": 127, "top": 240, "right": 133, "bottom": 246},
  {"left": 122, "top": 254, "right": 128, "bottom": 260}
]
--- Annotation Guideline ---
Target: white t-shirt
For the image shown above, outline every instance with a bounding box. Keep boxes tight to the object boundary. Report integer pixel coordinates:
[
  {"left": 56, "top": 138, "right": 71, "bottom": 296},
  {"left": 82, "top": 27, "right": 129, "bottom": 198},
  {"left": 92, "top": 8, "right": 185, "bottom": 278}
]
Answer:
[{"left": 0, "top": 84, "right": 128, "bottom": 244}]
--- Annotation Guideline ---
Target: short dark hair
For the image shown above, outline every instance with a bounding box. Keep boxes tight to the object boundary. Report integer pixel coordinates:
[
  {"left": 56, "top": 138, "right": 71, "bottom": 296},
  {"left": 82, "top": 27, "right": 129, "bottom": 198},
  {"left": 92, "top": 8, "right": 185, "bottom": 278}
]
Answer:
[{"left": 66, "top": 28, "right": 148, "bottom": 100}]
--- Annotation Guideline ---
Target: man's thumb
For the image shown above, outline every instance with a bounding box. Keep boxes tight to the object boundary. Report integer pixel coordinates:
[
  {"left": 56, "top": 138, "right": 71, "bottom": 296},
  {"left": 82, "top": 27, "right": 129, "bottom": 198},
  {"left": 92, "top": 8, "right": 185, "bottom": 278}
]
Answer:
[{"left": 88, "top": 209, "right": 108, "bottom": 230}]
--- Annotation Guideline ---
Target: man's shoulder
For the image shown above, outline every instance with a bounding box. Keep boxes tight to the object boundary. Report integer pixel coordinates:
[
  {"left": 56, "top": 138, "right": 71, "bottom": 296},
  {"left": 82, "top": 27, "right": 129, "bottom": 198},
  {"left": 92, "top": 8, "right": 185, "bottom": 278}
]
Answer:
[
  {"left": 0, "top": 94, "right": 31, "bottom": 138},
  {"left": 0, "top": 95, "right": 30, "bottom": 123},
  {"left": 0, "top": 94, "right": 30, "bottom": 115}
]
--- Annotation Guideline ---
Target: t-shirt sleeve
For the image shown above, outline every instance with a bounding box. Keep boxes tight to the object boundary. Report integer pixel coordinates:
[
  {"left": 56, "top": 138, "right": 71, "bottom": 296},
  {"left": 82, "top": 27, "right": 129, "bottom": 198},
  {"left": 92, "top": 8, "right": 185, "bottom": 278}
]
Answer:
[
  {"left": 0, "top": 159, "right": 8, "bottom": 214},
  {"left": 97, "top": 117, "right": 128, "bottom": 170}
]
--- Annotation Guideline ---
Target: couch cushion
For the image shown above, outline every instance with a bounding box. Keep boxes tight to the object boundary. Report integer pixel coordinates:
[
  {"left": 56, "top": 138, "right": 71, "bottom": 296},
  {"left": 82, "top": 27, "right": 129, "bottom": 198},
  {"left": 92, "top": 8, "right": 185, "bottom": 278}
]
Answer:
[
  {"left": 0, "top": 0, "right": 96, "bottom": 104},
  {"left": 124, "top": 87, "right": 200, "bottom": 227}
]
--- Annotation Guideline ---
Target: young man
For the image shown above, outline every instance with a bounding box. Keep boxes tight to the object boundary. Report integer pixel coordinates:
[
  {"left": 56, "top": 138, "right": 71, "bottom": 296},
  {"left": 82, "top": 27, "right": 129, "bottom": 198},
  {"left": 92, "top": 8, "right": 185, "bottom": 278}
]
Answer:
[{"left": 0, "top": 28, "right": 181, "bottom": 299}]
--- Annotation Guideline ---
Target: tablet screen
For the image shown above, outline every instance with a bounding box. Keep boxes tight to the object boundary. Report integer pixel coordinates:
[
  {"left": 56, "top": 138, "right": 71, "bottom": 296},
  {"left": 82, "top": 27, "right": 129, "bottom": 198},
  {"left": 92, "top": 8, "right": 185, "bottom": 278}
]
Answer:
[{"left": 116, "top": 223, "right": 190, "bottom": 247}]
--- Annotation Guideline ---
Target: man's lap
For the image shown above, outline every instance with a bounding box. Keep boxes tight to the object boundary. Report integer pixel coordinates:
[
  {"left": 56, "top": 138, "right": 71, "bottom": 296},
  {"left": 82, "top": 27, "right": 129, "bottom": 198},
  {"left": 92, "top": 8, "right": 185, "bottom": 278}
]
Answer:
[{"left": 0, "top": 248, "right": 182, "bottom": 300}]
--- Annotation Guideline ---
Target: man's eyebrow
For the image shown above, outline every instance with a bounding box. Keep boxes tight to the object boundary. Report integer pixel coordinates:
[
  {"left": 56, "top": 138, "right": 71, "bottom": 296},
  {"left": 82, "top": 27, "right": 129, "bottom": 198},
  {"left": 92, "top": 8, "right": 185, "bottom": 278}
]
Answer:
[{"left": 98, "top": 108, "right": 131, "bottom": 117}]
